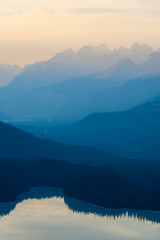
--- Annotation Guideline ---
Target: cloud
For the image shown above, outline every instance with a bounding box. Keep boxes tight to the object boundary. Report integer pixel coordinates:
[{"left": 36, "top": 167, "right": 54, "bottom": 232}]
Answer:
[
  {"left": 68, "top": 7, "right": 135, "bottom": 15},
  {"left": 1, "top": 8, "right": 30, "bottom": 16},
  {"left": 43, "top": 9, "right": 56, "bottom": 15}
]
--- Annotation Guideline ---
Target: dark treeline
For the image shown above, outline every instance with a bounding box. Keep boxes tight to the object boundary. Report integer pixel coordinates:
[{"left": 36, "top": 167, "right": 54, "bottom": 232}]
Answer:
[{"left": 0, "top": 156, "right": 160, "bottom": 212}]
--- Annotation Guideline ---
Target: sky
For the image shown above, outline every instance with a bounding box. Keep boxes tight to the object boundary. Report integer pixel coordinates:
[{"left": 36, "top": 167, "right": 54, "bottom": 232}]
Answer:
[{"left": 1, "top": 0, "right": 160, "bottom": 66}]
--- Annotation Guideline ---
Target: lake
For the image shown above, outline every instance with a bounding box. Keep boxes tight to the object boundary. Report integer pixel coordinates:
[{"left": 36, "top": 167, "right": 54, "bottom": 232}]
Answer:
[{"left": 0, "top": 188, "right": 160, "bottom": 240}]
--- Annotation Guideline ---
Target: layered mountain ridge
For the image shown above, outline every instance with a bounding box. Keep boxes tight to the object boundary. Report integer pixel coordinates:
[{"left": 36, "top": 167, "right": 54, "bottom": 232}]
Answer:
[{"left": 0, "top": 45, "right": 160, "bottom": 122}]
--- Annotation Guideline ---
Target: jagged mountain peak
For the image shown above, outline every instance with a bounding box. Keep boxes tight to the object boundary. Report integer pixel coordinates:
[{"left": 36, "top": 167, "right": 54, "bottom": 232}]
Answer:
[
  {"left": 50, "top": 48, "right": 76, "bottom": 63},
  {"left": 131, "top": 42, "right": 154, "bottom": 52}
]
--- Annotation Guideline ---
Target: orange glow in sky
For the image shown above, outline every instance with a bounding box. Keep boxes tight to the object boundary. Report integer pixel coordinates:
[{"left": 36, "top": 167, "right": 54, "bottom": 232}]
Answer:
[{"left": 1, "top": 0, "right": 160, "bottom": 66}]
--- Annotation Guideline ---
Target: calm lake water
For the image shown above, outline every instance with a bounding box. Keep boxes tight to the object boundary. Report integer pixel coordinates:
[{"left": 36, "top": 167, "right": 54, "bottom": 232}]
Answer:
[{"left": 0, "top": 188, "right": 160, "bottom": 240}]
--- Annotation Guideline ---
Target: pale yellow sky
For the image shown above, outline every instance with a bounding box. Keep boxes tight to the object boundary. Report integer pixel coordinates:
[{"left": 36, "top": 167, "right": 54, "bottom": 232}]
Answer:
[{"left": 0, "top": 0, "right": 160, "bottom": 66}]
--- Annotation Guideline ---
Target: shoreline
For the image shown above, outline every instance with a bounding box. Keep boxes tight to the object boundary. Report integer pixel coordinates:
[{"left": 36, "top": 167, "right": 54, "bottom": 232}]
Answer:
[{"left": 0, "top": 187, "right": 160, "bottom": 224}]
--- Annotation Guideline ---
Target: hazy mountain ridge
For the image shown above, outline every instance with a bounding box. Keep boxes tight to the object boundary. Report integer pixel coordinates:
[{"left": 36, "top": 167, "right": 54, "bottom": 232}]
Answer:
[
  {"left": 1, "top": 50, "right": 160, "bottom": 122},
  {"left": 51, "top": 42, "right": 154, "bottom": 65},
  {"left": 0, "top": 42, "right": 155, "bottom": 93},
  {"left": 0, "top": 121, "right": 122, "bottom": 166},
  {"left": 22, "top": 101, "right": 160, "bottom": 159},
  {"left": 0, "top": 64, "right": 22, "bottom": 87},
  {"left": 87, "top": 71, "right": 160, "bottom": 113},
  {"left": 3, "top": 119, "right": 160, "bottom": 190},
  {"left": 0, "top": 42, "right": 160, "bottom": 123}
]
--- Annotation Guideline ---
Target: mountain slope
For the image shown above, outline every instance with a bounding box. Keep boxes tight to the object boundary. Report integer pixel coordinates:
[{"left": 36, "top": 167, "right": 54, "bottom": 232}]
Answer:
[
  {"left": 0, "top": 64, "right": 22, "bottom": 87},
  {"left": 25, "top": 101, "right": 160, "bottom": 159},
  {"left": 83, "top": 72, "right": 160, "bottom": 115},
  {"left": 0, "top": 121, "right": 123, "bottom": 166},
  {"left": 5, "top": 119, "right": 160, "bottom": 191}
]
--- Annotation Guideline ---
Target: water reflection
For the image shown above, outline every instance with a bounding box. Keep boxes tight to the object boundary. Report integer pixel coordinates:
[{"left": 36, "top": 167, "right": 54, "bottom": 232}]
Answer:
[
  {"left": 64, "top": 197, "right": 160, "bottom": 225},
  {"left": 0, "top": 188, "right": 160, "bottom": 240},
  {"left": 0, "top": 187, "right": 63, "bottom": 217}
]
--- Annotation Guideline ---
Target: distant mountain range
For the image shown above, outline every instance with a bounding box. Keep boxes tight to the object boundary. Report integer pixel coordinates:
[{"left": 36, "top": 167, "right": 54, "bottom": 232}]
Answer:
[
  {"left": 0, "top": 43, "right": 154, "bottom": 94},
  {"left": 1, "top": 50, "right": 160, "bottom": 122},
  {"left": 18, "top": 101, "right": 160, "bottom": 159},
  {"left": 0, "top": 64, "right": 22, "bottom": 87}
]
